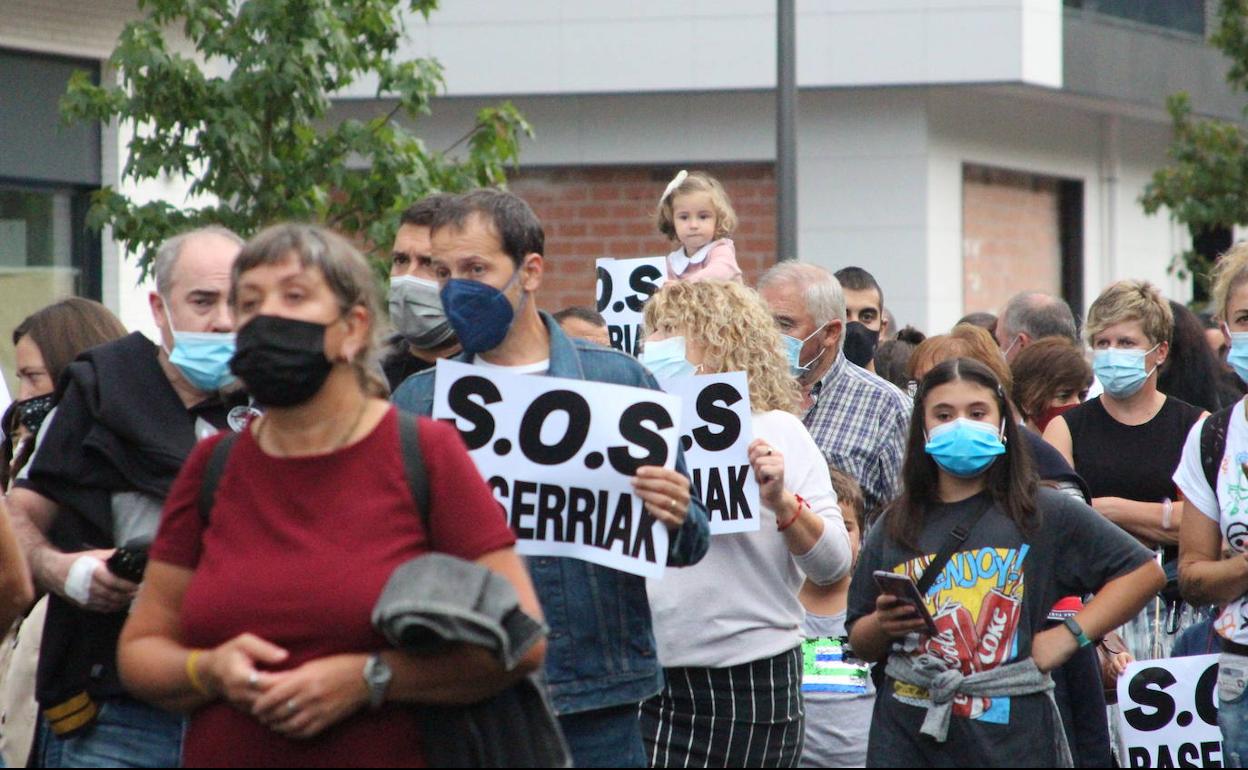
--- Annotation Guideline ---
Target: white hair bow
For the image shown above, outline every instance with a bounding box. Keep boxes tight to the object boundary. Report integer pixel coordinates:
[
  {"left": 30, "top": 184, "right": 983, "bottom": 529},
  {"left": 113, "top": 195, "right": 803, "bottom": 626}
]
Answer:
[{"left": 660, "top": 170, "right": 688, "bottom": 205}]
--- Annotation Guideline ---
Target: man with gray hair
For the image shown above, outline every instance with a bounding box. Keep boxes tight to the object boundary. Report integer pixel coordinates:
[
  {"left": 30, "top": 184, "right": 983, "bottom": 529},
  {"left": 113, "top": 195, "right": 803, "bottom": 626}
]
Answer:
[
  {"left": 8, "top": 226, "right": 245, "bottom": 767},
  {"left": 758, "top": 262, "right": 910, "bottom": 517},
  {"left": 996, "top": 291, "right": 1079, "bottom": 363}
]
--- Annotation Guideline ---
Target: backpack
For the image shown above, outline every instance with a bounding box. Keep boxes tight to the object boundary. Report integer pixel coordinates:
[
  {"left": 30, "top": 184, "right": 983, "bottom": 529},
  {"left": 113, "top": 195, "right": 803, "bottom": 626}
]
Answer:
[
  {"left": 197, "top": 415, "right": 430, "bottom": 526},
  {"left": 1199, "top": 402, "right": 1238, "bottom": 501}
]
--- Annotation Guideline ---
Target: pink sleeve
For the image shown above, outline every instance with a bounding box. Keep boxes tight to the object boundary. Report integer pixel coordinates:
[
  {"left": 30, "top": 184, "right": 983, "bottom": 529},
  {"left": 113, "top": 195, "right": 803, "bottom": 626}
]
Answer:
[{"left": 684, "top": 241, "right": 742, "bottom": 282}]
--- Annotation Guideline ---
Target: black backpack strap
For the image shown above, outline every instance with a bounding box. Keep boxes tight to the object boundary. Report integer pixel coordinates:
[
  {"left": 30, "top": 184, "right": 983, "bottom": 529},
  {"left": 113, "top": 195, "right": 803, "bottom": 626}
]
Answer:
[
  {"left": 915, "top": 497, "right": 993, "bottom": 596},
  {"left": 397, "top": 415, "right": 431, "bottom": 531},
  {"left": 198, "top": 431, "right": 241, "bottom": 524},
  {"left": 1202, "top": 403, "right": 1237, "bottom": 499}
]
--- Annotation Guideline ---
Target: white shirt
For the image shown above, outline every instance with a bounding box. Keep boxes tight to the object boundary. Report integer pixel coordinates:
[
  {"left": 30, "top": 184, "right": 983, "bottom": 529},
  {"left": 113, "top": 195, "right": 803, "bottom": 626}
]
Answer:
[
  {"left": 1173, "top": 399, "right": 1248, "bottom": 643},
  {"left": 647, "top": 409, "right": 852, "bottom": 668},
  {"left": 471, "top": 358, "right": 550, "bottom": 375}
]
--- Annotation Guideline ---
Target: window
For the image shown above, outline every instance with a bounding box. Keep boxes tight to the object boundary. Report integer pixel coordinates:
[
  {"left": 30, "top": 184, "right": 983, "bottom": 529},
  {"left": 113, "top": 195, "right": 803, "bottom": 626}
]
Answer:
[{"left": 1064, "top": 0, "right": 1205, "bottom": 37}]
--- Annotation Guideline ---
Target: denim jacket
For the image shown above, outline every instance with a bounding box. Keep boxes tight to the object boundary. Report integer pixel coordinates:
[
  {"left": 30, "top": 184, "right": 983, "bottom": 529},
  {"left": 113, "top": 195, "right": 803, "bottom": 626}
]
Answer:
[{"left": 391, "top": 312, "right": 711, "bottom": 714}]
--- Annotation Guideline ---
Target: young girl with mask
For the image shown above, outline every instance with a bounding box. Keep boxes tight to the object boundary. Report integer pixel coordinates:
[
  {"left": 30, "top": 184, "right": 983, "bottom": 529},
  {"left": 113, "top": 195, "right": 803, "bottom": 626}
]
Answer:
[
  {"left": 116, "top": 224, "right": 545, "bottom": 768},
  {"left": 1175, "top": 242, "right": 1248, "bottom": 767},
  {"left": 1044, "top": 281, "right": 1205, "bottom": 660},
  {"left": 848, "top": 357, "right": 1163, "bottom": 767},
  {"left": 655, "top": 170, "right": 743, "bottom": 283}
]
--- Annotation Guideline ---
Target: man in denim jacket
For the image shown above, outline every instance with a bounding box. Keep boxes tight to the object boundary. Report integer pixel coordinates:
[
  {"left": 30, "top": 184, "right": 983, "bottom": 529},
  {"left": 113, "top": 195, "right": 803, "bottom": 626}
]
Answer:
[{"left": 392, "top": 189, "right": 710, "bottom": 767}]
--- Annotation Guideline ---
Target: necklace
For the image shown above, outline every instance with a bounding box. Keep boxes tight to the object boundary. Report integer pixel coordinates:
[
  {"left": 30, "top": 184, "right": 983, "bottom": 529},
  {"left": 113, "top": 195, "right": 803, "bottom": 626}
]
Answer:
[{"left": 258, "top": 397, "right": 372, "bottom": 456}]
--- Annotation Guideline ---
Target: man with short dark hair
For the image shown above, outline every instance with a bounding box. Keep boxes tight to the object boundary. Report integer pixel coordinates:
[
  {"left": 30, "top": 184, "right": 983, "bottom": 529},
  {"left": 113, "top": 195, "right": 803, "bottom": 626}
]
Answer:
[
  {"left": 9, "top": 227, "right": 244, "bottom": 768},
  {"left": 384, "top": 194, "right": 462, "bottom": 391},
  {"left": 392, "top": 189, "right": 709, "bottom": 768},
  {"left": 996, "top": 291, "right": 1079, "bottom": 363},
  {"left": 553, "top": 306, "right": 610, "bottom": 347},
  {"left": 834, "top": 266, "right": 887, "bottom": 370}
]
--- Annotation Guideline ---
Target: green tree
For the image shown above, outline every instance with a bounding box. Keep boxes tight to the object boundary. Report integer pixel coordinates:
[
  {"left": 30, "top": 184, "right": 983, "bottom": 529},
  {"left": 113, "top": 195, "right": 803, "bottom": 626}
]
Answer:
[
  {"left": 1141, "top": 0, "right": 1248, "bottom": 300},
  {"left": 61, "top": 0, "right": 531, "bottom": 276}
]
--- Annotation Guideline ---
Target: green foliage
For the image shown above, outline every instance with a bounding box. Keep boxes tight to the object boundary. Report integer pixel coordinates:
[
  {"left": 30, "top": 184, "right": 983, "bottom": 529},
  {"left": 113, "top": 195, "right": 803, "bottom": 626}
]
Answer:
[
  {"left": 61, "top": 0, "right": 532, "bottom": 277},
  {"left": 1140, "top": 0, "right": 1248, "bottom": 298}
]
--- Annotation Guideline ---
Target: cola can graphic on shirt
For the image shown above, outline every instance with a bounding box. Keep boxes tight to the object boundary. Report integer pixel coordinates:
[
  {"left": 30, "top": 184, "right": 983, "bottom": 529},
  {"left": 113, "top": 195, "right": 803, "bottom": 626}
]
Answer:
[
  {"left": 973, "top": 588, "right": 1023, "bottom": 672},
  {"left": 926, "top": 603, "right": 988, "bottom": 719}
]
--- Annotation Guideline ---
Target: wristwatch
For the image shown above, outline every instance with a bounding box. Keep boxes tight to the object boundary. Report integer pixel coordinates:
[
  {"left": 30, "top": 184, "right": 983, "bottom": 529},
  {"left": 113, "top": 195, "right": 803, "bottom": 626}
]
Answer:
[
  {"left": 363, "top": 654, "right": 393, "bottom": 711},
  {"left": 1062, "top": 617, "right": 1093, "bottom": 648}
]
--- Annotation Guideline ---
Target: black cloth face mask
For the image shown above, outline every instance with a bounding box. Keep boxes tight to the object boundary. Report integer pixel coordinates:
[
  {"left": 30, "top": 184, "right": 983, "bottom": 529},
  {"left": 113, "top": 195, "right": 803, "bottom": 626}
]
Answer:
[
  {"left": 230, "top": 315, "right": 336, "bottom": 408},
  {"left": 12, "top": 393, "right": 55, "bottom": 435},
  {"left": 843, "top": 321, "right": 881, "bottom": 369}
]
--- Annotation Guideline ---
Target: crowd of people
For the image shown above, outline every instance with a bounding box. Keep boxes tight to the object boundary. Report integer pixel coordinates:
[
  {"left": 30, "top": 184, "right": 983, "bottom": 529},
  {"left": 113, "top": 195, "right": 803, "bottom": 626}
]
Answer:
[{"left": 0, "top": 169, "right": 1243, "bottom": 768}]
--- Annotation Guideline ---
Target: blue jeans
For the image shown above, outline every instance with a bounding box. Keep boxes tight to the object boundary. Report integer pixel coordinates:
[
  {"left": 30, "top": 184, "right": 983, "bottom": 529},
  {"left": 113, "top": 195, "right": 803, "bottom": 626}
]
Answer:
[
  {"left": 558, "top": 704, "right": 646, "bottom": 768},
  {"left": 38, "top": 696, "right": 183, "bottom": 768},
  {"left": 1220, "top": 652, "right": 1248, "bottom": 768}
]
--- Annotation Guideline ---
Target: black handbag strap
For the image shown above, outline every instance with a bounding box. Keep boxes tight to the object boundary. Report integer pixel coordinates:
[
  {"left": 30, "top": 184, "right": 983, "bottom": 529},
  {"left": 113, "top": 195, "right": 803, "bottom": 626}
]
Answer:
[
  {"left": 915, "top": 497, "right": 993, "bottom": 595},
  {"left": 197, "top": 415, "right": 430, "bottom": 530}
]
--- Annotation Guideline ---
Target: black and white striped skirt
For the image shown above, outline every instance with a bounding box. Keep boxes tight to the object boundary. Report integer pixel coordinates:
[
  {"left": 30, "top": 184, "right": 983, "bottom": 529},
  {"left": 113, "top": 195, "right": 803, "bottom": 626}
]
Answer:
[{"left": 640, "top": 646, "right": 804, "bottom": 768}]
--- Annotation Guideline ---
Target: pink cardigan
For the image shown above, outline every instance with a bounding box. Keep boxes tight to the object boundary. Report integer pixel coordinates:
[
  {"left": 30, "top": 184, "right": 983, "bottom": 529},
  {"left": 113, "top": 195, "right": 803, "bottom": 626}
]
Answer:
[{"left": 666, "top": 238, "right": 743, "bottom": 282}]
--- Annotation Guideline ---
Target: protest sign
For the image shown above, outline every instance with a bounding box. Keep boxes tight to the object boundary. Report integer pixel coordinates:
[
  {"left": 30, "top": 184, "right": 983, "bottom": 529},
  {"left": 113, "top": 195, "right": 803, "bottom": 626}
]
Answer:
[
  {"left": 432, "top": 359, "right": 681, "bottom": 579},
  {"left": 595, "top": 256, "right": 666, "bottom": 355},
  {"left": 659, "top": 372, "right": 760, "bottom": 535},
  {"left": 1116, "top": 654, "right": 1223, "bottom": 768}
]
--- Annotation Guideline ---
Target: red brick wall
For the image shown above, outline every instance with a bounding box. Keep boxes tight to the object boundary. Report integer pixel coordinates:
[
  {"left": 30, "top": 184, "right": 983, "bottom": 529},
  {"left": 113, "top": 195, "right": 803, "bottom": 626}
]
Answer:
[
  {"left": 962, "top": 164, "right": 1062, "bottom": 315},
  {"left": 508, "top": 164, "right": 777, "bottom": 313}
]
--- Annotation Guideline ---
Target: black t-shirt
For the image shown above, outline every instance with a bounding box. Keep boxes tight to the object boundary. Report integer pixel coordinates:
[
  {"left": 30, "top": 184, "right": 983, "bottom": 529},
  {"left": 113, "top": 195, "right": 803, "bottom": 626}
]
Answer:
[
  {"left": 1063, "top": 395, "right": 1201, "bottom": 503},
  {"left": 381, "top": 340, "right": 436, "bottom": 393},
  {"left": 846, "top": 487, "right": 1152, "bottom": 767}
]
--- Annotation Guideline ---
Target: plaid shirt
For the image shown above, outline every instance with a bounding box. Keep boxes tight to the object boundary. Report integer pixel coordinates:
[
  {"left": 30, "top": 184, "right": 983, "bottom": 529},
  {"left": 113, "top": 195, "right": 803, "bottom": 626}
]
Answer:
[{"left": 802, "top": 352, "right": 912, "bottom": 516}]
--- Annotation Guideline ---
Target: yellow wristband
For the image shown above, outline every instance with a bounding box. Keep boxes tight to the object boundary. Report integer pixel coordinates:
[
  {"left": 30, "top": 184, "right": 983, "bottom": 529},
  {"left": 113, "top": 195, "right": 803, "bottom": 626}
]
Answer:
[{"left": 186, "top": 650, "right": 212, "bottom": 697}]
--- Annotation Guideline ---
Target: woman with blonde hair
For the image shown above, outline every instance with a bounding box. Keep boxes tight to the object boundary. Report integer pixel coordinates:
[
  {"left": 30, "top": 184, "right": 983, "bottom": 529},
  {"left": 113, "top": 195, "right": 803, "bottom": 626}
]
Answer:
[
  {"left": 1045, "top": 280, "right": 1204, "bottom": 660},
  {"left": 638, "top": 280, "right": 851, "bottom": 768},
  {"left": 1176, "top": 242, "right": 1248, "bottom": 764},
  {"left": 116, "top": 224, "right": 544, "bottom": 767}
]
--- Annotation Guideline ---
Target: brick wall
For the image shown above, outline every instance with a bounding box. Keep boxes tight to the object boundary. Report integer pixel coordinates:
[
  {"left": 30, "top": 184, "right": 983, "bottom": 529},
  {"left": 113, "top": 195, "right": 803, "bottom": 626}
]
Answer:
[
  {"left": 508, "top": 164, "right": 776, "bottom": 313},
  {"left": 961, "top": 164, "right": 1062, "bottom": 316}
]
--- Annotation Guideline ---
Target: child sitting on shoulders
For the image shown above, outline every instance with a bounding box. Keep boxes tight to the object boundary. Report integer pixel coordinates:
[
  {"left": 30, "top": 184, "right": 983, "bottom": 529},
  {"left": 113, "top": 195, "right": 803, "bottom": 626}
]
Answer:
[{"left": 655, "top": 170, "right": 743, "bottom": 282}]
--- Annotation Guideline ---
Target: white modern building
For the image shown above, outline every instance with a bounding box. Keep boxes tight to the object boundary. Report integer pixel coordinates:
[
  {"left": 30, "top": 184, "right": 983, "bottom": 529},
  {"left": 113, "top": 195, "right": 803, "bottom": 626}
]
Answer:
[{"left": 1, "top": 0, "right": 1244, "bottom": 386}]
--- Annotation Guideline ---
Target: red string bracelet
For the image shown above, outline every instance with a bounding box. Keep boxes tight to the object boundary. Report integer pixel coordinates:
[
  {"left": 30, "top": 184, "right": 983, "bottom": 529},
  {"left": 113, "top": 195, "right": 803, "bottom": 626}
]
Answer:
[{"left": 778, "top": 494, "right": 806, "bottom": 532}]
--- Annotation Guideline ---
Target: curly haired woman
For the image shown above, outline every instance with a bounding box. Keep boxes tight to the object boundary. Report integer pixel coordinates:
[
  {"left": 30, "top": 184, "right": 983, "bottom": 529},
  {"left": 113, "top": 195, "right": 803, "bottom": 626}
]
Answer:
[{"left": 638, "top": 280, "right": 852, "bottom": 768}]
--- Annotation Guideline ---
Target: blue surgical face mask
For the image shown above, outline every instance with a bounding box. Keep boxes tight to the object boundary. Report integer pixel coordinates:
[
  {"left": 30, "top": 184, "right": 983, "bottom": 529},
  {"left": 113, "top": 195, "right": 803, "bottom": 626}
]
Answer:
[
  {"left": 640, "top": 336, "right": 697, "bottom": 380},
  {"left": 782, "top": 326, "right": 826, "bottom": 378},
  {"left": 925, "top": 418, "right": 1007, "bottom": 478},
  {"left": 163, "top": 304, "right": 236, "bottom": 392},
  {"left": 440, "top": 264, "right": 526, "bottom": 356},
  {"left": 1092, "top": 344, "right": 1159, "bottom": 400},
  {"left": 1227, "top": 330, "right": 1248, "bottom": 385}
]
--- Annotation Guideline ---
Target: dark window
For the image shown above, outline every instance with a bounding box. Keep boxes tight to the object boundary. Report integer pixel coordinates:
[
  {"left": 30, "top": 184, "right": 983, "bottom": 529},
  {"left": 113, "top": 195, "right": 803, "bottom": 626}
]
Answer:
[{"left": 1064, "top": 0, "right": 1205, "bottom": 37}]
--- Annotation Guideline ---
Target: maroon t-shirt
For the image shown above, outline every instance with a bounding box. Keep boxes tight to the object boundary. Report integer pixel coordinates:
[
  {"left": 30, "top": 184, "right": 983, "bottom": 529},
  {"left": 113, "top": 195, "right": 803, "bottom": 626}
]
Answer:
[{"left": 151, "top": 408, "right": 517, "bottom": 768}]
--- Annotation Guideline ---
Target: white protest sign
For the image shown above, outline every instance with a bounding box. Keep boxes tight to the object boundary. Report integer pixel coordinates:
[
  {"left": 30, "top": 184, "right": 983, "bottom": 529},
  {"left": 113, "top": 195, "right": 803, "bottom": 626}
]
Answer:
[
  {"left": 595, "top": 257, "right": 666, "bottom": 355},
  {"left": 659, "top": 372, "right": 760, "bottom": 535},
  {"left": 1116, "top": 654, "right": 1223, "bottom": 768},
  {"left": 432, "top": 359, "right": 681, "bottom": 579}
]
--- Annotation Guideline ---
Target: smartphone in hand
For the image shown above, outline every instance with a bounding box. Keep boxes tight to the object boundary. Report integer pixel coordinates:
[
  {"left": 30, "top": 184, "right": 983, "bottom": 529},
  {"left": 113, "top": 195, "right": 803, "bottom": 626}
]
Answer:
[{"left": 872, "top": 570, "right": 938, "bottom": 635}]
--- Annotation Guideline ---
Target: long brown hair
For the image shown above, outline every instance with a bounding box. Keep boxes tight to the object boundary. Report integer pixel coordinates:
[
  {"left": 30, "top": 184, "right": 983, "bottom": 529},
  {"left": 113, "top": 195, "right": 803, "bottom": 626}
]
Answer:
[
  {"left": 13, "top": 298, "right": 128, "bottom": 388},
  {"left": 886, "top": 357, "right": 1039, "bottom": 551}
]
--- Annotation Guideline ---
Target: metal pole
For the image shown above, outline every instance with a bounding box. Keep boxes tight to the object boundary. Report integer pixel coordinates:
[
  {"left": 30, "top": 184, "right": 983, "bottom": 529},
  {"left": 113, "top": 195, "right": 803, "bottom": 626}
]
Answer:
[{"left": 776, "top": 0, "right": 797, "bottom": 262}]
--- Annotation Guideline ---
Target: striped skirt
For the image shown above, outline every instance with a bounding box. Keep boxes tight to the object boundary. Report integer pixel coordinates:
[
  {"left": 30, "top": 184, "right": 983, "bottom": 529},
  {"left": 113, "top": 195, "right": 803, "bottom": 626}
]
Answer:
[{"left": 641, "top": 646, "right": 804, "bottom": 768}]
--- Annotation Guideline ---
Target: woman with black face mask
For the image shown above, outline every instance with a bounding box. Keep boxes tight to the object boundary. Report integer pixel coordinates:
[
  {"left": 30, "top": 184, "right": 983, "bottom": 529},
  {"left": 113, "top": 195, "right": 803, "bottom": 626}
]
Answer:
[
  {"left": 0, "top": 298, "right": 126, "bottom": 768},
  {"left": 116, "top": 224, "right": 546, "bottom": 768}
]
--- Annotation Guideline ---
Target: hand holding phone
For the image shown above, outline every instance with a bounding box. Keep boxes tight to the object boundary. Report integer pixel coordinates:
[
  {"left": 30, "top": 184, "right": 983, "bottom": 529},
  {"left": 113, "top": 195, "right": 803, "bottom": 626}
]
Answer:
[{"left": 873, "top": 570, "right": 938, "bottom": 635}]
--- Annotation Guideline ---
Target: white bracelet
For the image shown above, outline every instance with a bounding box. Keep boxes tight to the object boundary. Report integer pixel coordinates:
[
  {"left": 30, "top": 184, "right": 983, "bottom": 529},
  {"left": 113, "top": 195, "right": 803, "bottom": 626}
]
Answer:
[{"left": 1161, "top": 497, "right": 1173, "bottom": 530}]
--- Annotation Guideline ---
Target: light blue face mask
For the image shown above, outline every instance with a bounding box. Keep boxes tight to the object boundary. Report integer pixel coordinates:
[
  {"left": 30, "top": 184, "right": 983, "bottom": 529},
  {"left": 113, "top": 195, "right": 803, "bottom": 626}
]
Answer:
[
  {"left": 925, "top": 418, "right": 1007, "bottom": 478},
  {"left": 640, "top": 336, "right": 697, "bottom": 380},
  {"left": 1226, "top": 330, "right": 1248, "bottom": 385},
  {"left": 1092, "top": 344, "right": 1158, "bottom": 400},
  {"left": 782, "top": 327, "right": 826, "bottom": 379},
  {"left": 164, "top": 305, "right": 236, "bottom": 392}
]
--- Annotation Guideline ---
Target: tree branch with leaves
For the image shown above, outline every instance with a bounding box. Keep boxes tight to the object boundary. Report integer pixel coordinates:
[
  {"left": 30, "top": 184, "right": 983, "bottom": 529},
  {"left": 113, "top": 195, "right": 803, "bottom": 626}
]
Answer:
[{"left": 61, "top": 0, "right": 532, "bottom": 277}]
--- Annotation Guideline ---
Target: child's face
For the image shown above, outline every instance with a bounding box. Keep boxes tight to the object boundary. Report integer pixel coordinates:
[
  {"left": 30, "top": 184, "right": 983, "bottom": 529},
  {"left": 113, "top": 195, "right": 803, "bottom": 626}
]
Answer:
[{"left": 671, "top": 191, "right": 718, "bottom": 255}]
